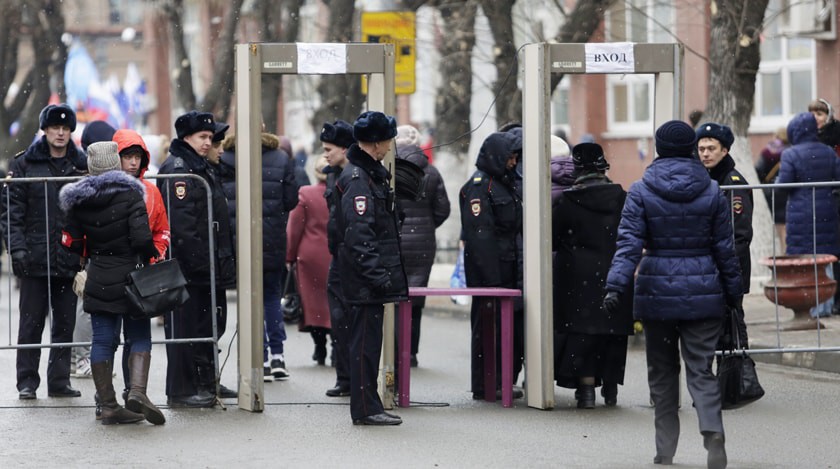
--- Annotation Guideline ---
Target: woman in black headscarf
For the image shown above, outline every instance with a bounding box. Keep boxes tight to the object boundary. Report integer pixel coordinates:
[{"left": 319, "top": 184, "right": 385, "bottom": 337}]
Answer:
[{"left": 552, "top": 143, "right": 632, "bottom": 408}]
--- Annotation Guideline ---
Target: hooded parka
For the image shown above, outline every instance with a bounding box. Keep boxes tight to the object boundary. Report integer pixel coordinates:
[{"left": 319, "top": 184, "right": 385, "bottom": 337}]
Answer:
[
  {"left": 59, "top": 171, "right": 159, "bottom": 314},
  {"left": 777, "top": 112, "right": 840, "bottom": 256}
]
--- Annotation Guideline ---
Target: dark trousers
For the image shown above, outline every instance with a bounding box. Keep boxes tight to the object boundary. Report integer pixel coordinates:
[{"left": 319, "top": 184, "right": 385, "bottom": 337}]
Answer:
[
  {"left": 644, "top": 318, "right": 724, "bottom": 458},
  {"left": 327, "top": 264, "right": 350, "bottom": 388},
  {"left": 164, "top": 285, "right": 227, "bottom": 397},
  {"left": 470, "top": 296, "right": 524, "bottom": 394},
  {"left": 16, "top": 276, "right": 77, "bottom": 391},
  {"left": 348, "top": 303, "right": 385, "bottom": 420}
]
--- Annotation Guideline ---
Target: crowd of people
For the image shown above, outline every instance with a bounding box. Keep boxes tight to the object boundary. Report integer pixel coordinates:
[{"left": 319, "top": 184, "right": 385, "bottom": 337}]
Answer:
[{"left": 6, "top": 97, "right": 840, "bottom": 467}]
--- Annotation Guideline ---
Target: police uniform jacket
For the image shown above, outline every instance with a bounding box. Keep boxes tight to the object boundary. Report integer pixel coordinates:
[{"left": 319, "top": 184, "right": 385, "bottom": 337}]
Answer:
[
  {"left": 59, "top": 171, "right": 159, "bottom": 314},
  {"left": 2, "top": 136, "right": 87, "bottom": 278},
  {"left": 157, "top": 138, "right": 236, "bottom": 288},
  {"left": 606, "top": 156, "right": 743, "bottom": 321},
  {"left": 324, "top": 166, "right": 343, "bottom": 256},
  {"left": 709, "top": 154, "right": 753, "bottom": 293},
  {"left": 219, "top": 133, "right": 299, "bottom": 272},
  {"left": 334, "top": 144, "right": 408, "bottom": 305},
  {"left": 778, "top": 112, "right": 840, "bottom": 256},
  {"left": 459, "top": 132, "right": 522, "bottom": 288}
]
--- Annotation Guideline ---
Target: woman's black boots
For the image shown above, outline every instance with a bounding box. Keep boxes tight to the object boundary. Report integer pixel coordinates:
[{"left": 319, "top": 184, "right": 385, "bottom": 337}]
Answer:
[{"left": 576, "top": 384, "right": 596, "bottom": 409}]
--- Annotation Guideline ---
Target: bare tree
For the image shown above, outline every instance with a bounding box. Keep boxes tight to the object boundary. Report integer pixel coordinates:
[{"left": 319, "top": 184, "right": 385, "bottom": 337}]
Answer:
[
  {"left": 551, "top": 0, "right": 615, "bottom": 93},
  {"left": 0, "top": 0, "right": 67, "bottom": 163},
  {"left": 256, "top": 0, "right": 302, "bottom": 133},
  {"left": 310, "top": 0, "right": 364, "bottom": 133},
  {"left": 162, "top": 0, "right": 244, "bottom": 120},
  {"left": 480, "top": 0, "right": 518, "bottom": 125}
]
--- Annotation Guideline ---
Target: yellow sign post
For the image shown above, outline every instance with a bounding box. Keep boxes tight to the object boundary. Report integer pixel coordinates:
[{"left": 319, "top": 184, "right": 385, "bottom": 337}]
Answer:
[{"left": 361, "top": 11, "right": 416, "bottom": 95}]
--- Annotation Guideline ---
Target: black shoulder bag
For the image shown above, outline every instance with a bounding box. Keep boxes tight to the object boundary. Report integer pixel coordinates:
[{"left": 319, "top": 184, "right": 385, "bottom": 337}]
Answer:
[
  {"left": 716, "top": 306, "right": 765, "bottom": 409},
  {"left": 125, "top": 258, "right": 190, "bottom": 320}
]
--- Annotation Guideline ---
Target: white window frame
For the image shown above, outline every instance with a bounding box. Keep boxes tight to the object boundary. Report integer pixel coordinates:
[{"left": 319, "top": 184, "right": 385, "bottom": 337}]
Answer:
[
  {"left": 750, "top": 2, "right": 817, "bottom": 134},
  {"left": 603, "top": 0, "right": 674, "bottom": 137}
]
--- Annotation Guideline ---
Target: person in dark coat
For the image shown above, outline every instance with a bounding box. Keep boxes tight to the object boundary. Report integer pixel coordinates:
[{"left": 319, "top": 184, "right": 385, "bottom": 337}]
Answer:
[
  {"left": 394, "top": 125, "right": 450, "bottom": 367},
  {"left": 334, "top": 111, "right": 408, "bottom": 426},
  {"left": 697, "top": 122, "right": 753, "bottom": 346},
  {"left": 285, "top": 156, "right": 330, "bottom": 365},
  {"left": 603, "top": 120, "right": 742, "bottom": 468},
  {"left": 754, "top": 127, "right": 789, "bottom": 251},
  {"left": 219, "top": 129, "right": 299, "bottom": 380},
  {"left": 59, "top": 141, "right": 164, "bottom": 425},
  {"left": 552, "top": 143, "right": 631, "bottom": 409},
  {"left": 778, "top": 112, "right": 840, "bottom": 258},
  {"left": 459, "top": 131, "right": 525, "bottom": 400},
  {"left": 2, "top": 103, "right": 87, "bottom": 400},
  {"left": 809, "top": 98, "right": 840, "bottom": 155},
  {"left": 321, "top": 120, "right": 355, "bottom": 397},
  {"left": 157, "top": 111, "right": 236, "bottom": 407}
]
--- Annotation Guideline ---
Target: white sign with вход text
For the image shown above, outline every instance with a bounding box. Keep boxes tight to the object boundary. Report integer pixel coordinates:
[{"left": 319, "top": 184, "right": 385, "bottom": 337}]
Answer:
[
  {"left": 584, "top": 42, "right": 635, "bottom": 73},
  {"left": 296, "top": 43, "right": 346, "bottom": 74}
]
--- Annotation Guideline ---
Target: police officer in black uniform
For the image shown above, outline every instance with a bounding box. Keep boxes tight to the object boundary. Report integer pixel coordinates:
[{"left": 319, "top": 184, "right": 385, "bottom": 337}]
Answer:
[
  {"left": 335, "top": 111, "right": 408, "bottom": 426},
  {"left": 3, "top": 103, "right": 87, "bottom": 400},
  {"left": 157, "top": 111, "right": 236, "bottom": 407},
  {"left": 459, "top": 131, "right": 525, "bottom": 400},
  {"left": 321, "top": 120, "right": 356, "bottom": 397},
  {"left": 697, "top": 122, "right": 753, "bottom": 346}
]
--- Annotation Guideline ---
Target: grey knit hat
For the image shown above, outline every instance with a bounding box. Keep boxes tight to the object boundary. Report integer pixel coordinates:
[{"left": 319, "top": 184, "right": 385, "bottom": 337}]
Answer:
[{"left": 87, "top": 141, "right": 121, "bottom": 176}]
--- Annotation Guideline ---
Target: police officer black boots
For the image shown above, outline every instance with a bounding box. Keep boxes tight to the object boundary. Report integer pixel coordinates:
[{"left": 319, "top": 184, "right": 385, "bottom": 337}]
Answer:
[
  {"left": 91, "top": 361, "right": 143, "bottom": 425},
  {"left": 126, "top": 352, "right": 166, "bottom": 425}
]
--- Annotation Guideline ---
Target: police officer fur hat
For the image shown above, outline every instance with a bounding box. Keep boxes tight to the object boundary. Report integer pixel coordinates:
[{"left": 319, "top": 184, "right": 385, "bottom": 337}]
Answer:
[
  {"left": 212, "top": 122, "right": 230, "bottom": 143},
  {"left": 655, "top": 120, "right": 697, "bottom": 157},
  {"left": 353, "top": 111, "right": 397, "bottom": 143},
  {"left": 320, "top": 120, "right": 355, "bottom": 148},
  {"left": 174, "top": 111, "right": 216, "bottom": 140},
  {"left": 39, "top": 103, "right": 77, "bottom": 132},
  {"left": 86, "top": 141, "right": 121, "bottom": 176},
  {"left": 696, "top": 122, "right": 735, "bottom": 150},
  {"left": 572, "top": 142, "right": 610, "bottom": 172}
]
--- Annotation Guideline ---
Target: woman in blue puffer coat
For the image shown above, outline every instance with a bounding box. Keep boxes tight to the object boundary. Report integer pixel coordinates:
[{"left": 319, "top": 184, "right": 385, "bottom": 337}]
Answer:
[{"left": 603, "top": 120, "right": 742, "bottom": 469}]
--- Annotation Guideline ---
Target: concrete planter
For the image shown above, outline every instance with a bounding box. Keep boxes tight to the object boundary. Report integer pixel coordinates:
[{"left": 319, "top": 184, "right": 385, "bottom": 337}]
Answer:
[{"left": 761, "top": 254, "right": 838, "bottom": 330}]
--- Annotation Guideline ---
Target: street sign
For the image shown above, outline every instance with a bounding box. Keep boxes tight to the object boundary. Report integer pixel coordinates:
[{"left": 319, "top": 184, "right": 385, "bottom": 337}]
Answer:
[{"left": 361, "top": 11, "right": 416, "bottom": 94}]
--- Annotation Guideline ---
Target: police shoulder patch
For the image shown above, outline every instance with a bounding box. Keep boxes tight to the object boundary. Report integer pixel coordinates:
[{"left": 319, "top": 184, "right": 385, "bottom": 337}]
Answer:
[
  {"left": 174, "top": 181, "right": 187, "bottom": 200},
  {"left": 352, "top": 167, "right": 360, "bottom": 179},
  {"left": 470, "top": 198, "right": 481, "bottom": 216},
  {"left": 354, "top": 195, "right": 367, "bottom": 215},
  {"left": 472, "top": 176, "right": 483, "bottom": 185},
  {"left": 173, "top": 157, "right": 185, "bottom": 170},
  {"left": 732, "top": 195, "right": 743, "bottom": 214}
]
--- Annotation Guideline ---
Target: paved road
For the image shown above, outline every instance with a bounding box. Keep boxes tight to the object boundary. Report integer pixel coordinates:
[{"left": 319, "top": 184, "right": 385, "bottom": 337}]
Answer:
[{"left": 0, "top": 271, "right": 839, "bottom": 467}]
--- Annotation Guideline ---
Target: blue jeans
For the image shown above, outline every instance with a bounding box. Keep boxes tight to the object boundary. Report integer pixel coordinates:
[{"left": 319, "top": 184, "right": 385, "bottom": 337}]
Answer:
[
  {"left": 91, "top": 313, "right": 151, "bottom": 364},
  {"left": 263, "top": 269, "right": 286, "bottom": 361}
]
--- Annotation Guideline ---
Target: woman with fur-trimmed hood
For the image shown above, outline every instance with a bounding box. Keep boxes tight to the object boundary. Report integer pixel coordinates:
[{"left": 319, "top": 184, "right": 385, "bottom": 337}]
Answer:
[{"left": 60, "top": 141, "right": 164, "bottom": 426}]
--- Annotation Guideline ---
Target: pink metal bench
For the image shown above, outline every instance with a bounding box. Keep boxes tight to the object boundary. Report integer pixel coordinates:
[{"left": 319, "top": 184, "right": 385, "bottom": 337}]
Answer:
[{"left": 397, "top": 287, "right": 523, "bottom": 408}]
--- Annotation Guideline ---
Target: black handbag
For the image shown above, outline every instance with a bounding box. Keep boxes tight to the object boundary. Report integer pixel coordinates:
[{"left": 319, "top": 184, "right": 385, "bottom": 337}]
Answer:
[
  {"left": 125, "top": 258, "right": 190, "bottom": 320},
  {"left": 716, "top": 307, "right": 765, "bottom": 409},
  {"left": 281, "top": 264, "right": 302, "bottom": 324}
]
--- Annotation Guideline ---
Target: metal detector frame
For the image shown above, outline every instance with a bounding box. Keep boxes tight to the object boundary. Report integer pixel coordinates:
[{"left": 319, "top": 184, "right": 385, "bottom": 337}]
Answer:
[
  {"left": 520, "top": 42, "right": 685, "bottom": 409},
  {"left": 234, "top": 43, "right": 396, "bottom": 412}
]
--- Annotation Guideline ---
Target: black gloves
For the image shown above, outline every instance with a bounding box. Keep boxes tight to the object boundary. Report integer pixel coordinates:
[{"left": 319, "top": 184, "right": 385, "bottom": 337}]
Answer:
[
  {"left": 602, "top": 291, "right": 620, "bottom": 314},
  {"left": 11, "top": 251, "right": 26, "bottom": 277}
]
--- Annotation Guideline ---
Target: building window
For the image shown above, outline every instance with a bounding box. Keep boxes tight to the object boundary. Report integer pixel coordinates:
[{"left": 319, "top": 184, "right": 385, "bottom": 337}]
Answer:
[
  {"left": 603, "top": 0, "right": 673, "bottom": 135},
  {"left": 752, "top": 0, "right": 816, "bottom": 131}
]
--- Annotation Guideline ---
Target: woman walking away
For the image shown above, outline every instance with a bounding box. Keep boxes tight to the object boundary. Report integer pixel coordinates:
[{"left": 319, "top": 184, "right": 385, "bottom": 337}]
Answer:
[
  {"left": 60, "top": 141, "right": 164, "bottom": 425},
  {"left": 603, "top": 121, "right": 741, "bottom": 468},
  {"left": 552, "top": 143, "right": 631, "bottom": 408}
]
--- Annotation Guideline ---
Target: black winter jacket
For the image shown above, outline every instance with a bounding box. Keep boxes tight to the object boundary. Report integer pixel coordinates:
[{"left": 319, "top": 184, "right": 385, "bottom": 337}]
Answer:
[
  {"left": 459, "top": 132, "right": 522, "bottom": 288},
  {"left": 334, "top": 145, "right": 408, "bottom": 305},
  {"left": 395, "top": 143, "right": 450, "bottom": 288},
  {"left": 325, "top": 166, "right": 343, "bottom": 256},
  {"left": 2, "top": 136, "right": 87, "bottom": 278},
  {"left": 219, "top": 133, "right": 299, "bottom": 272},
  {"left": 709, "top": 154, "right": 753, "bottom": 293},
  {"left": 59, "top": 171, "right": 158, "bottom": 314},
  {"left": 157, "top": 138, "right": 236, "bottom": 288}
]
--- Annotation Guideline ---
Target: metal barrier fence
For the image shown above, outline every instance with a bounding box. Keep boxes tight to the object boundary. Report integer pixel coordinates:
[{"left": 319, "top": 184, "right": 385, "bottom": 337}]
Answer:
[
  {"left": 721, "top": 180, "right": 840, "bottom": 355},
  {"left": 0, "top": 173, "right": 222, "bottom": 388}
]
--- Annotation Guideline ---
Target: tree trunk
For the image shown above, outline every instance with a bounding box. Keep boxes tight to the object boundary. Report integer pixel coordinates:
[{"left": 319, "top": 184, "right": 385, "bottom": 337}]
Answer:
[
  {"left": 257, "top": 0, "right": 301, "bottom": 134},
  {"left": 434, "top": 0, "right": 478, "bottom": 248},
  {"left": 480, "top": 0, "right": 519, "bottom": 125},
  {"left": 704, "top": 0, "right": 773, "bottom": 286},
  {"left": 311, "top": 0, "right": 363, "bottom": 132},
  {"left": 164, "top": 0, "right": 196, "bottom": 112},
  {"left": 201, "top": 0, "right": 245, "bottom": 120},
  {"left": 550, "top": 0, "right": 615, "bottom": 93}
]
